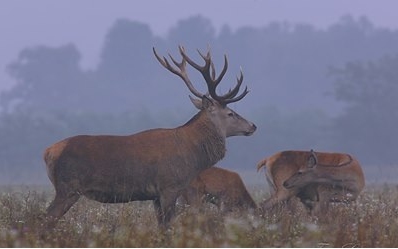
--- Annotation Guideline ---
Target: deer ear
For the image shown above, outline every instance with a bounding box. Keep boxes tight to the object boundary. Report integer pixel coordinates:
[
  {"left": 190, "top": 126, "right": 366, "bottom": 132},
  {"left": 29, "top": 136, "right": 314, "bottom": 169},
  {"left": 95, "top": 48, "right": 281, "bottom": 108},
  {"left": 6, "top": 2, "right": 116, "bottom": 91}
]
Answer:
[
  {"left": 201, "top": 95, "right": 214, "bottom": 110},
  {"left": 189, "top": 95, "right": 203, "bottom": 110},
  {"left": 190, "top": 95, "right": 215, "bottom": 110}
]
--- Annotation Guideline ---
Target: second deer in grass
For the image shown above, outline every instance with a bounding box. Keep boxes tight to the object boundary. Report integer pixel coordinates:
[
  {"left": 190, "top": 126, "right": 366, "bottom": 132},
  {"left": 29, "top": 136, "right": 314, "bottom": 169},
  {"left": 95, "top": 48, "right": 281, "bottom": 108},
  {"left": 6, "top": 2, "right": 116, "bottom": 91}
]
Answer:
[
  {"left": 180, "top": 167, "right": 257, "bottom": 213},
  {"left": 257, "top": 150, "right": 365, "bottom": 215}
]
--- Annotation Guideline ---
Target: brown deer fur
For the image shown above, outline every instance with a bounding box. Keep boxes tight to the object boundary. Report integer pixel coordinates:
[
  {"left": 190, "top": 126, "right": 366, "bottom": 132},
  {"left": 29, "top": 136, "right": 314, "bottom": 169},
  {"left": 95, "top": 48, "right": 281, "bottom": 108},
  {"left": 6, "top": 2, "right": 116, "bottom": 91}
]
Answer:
[
  {"left": 180, "top": 167, "right": 257, "bottom": 212},
  {"left": 257, "top": 150, "right": 365, "bottom": 215}
]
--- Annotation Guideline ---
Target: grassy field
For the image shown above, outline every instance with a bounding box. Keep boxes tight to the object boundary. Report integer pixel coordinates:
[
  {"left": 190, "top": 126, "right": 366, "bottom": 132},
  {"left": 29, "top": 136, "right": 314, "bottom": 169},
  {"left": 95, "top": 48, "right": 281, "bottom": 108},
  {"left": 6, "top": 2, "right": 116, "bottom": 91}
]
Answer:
[{"left": 0, "top": 184, "right": 397, "bottom": 247}]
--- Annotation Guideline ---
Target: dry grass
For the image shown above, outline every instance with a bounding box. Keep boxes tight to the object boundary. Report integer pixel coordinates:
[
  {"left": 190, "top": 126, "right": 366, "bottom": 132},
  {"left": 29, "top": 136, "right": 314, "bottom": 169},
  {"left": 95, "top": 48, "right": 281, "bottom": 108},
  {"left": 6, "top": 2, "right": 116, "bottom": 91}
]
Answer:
[{"left": 1, "top": 184, "right": 397, "bottom": 247}]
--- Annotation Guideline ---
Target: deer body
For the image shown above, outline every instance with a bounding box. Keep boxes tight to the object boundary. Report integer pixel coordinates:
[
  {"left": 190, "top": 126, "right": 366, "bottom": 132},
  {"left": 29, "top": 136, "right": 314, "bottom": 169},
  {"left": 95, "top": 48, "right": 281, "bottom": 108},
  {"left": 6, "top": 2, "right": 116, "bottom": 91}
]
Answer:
[
  {"left": 44, "top": 46, "right": 256, "bottom": 228},
  {"left": 257, "top": 150, "right": 364, "bottom": 214},
  {"left": 180, "top": 167, "right": 257, "bottom": 212}
]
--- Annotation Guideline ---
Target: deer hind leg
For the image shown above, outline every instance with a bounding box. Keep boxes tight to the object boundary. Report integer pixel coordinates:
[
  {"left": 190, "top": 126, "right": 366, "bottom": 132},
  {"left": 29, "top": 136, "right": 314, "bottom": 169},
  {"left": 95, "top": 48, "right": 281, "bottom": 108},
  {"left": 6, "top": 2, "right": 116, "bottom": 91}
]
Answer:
[
  {"left": 45, "top": 190, "right": 80, "bottom": 229},
  {"left": 153, "top": 198, "right": 163, "bottom": 225}
]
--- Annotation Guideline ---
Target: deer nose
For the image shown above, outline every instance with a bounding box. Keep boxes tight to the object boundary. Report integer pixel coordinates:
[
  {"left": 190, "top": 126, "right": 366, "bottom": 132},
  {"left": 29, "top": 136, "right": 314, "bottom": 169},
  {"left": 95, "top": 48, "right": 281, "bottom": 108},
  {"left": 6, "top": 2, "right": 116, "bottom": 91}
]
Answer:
[{"left": 245, "top": 123, "right": 257, "bottom": 136}]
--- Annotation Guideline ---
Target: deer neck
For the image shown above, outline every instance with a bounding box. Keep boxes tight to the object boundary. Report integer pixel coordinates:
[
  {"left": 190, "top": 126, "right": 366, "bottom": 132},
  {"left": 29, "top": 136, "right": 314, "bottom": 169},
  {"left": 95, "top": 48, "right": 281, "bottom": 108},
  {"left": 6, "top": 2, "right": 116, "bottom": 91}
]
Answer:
[{"left": 179, "top": 111, "right": 226, "bottom": 167}]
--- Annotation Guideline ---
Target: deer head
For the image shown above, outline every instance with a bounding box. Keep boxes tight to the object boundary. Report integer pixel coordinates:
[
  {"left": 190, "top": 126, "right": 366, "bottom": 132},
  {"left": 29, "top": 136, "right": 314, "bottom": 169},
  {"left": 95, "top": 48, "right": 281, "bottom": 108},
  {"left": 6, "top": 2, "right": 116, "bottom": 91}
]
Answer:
[{"left": 153, "top": 45, "right": 256, "bottom": 137}]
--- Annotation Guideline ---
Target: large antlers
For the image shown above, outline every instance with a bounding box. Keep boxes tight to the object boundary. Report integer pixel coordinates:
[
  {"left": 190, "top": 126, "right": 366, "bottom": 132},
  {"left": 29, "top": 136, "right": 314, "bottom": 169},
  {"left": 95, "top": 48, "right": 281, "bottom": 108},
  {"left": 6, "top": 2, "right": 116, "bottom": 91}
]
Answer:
[{"left": 153, "top": 45, "right": 249, "bottom": 105}]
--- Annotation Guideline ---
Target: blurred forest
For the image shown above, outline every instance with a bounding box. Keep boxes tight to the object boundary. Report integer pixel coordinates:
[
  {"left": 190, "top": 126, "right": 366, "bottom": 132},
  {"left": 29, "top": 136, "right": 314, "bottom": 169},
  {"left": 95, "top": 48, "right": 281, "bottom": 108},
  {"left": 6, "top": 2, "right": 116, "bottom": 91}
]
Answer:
[{"left": 1, "top": 15, "right": 398, "bottom": 184}]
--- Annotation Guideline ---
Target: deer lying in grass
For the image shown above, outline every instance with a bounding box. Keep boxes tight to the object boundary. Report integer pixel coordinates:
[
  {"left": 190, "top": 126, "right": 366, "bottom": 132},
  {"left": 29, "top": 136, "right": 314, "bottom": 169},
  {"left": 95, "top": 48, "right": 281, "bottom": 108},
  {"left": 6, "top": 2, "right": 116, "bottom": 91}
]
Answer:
[
  {"left": 43, "top": 46, "right": 256, "bottom": 228},
  {"left": 180, "top": 167, "right": 257, "bottom": 213},
  {"left": 257, "top": 150, "right": 365, "bottom": 215}
]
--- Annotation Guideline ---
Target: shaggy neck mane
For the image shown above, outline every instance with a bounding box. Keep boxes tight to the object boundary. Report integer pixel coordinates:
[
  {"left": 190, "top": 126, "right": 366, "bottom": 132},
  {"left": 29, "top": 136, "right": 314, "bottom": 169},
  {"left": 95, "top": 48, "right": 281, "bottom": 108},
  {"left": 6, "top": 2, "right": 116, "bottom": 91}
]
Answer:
[{"left": 178, "top": 111, "right": 226, "bottom": 168}]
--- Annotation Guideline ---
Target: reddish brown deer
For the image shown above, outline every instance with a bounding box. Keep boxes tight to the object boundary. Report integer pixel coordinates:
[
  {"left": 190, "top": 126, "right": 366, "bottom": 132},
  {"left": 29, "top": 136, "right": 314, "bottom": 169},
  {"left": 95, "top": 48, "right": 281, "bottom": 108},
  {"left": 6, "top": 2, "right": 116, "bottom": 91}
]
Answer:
[
  {"left": 43, "top": 46, "right": 256, "bottom": 228},
  {"left": 180, "top": 167, "right": 257, "bottom": 213},
  {"left": 257, "top": 150, "right": 365, "bottom": 215}
]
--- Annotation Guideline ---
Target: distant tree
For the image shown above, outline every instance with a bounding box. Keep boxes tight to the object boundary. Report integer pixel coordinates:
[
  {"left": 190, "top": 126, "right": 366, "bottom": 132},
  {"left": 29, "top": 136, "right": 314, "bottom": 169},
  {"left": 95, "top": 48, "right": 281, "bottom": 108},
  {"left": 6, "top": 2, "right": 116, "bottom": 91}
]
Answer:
[
  {"left": 1, "top": 44, "right": 88, "bottom": 112},
  {"left": 330, "top": 55, "right": 398, "bottom": 164},
  {"left": 167, "top": 15, "right": 215, "bottom": 50},
  {"left": 97, "top": 19, "right": 157, "bottom": 85},
  {"left": 93, "top": 19, "right": 166, "bottom": 112}
]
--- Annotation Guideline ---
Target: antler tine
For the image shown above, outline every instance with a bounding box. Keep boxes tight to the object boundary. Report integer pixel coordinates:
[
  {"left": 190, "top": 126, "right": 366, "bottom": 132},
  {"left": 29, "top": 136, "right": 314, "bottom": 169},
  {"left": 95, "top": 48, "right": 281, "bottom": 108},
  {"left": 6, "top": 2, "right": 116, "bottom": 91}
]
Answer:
[
  {"left": 208, "top": 54, "right": 248, "bottom": 105},
  {"left": 205, "top": 52, "right": 249, "bottom": 105},
  {"left": 213, "top": 54, "right": 228, "bottom": 85},
  {"left": 153, "top": 48, "right": 172, "bottom": 71},
  {"left": 222, "top": 86, "right": 249, "bottom": 105},
  {"left": 153, "top": 47, "right": 203, "bottom": 98},
  {"left": 168, "top": 53, "right": 184, "bottom": 69},
  {"left": 210, "top": 61, "right": 216, "bottom": 80},
  {"left": 219, "top": 68, "right": 244, "bottom": 100},
  {"left": 181, "top": 47, "right": 228, "bottom": 103},
  {"left": 179, "top": 46, "right": 222, "bottom": 99},
  {"left": 178, "top": 46, "right": 204, "bottom": 71},
  {"left": 179, "top": 46, "right": 213, "bottom": 84},
  {"left": 196, "top": 49, "right": 226, "bottom": 98},
  {"left": 204, "top": 46, "right": 217, "bottom": 82}
]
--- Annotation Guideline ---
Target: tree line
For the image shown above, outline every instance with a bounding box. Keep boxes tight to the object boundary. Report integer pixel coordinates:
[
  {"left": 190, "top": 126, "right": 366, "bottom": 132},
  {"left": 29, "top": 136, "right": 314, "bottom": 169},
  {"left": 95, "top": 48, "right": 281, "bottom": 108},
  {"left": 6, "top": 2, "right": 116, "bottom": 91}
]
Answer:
[{"left": 1, "top": 15, "right": 398, "bottom": 184}]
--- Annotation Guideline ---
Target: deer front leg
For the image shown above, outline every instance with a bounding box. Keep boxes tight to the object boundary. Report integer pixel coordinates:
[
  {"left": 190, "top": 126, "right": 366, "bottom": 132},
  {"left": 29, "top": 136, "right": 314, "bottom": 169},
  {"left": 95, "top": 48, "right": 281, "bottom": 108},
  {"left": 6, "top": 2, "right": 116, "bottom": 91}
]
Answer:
[{"left": 156, "top": 189, "right": 180, "bottom": 229}]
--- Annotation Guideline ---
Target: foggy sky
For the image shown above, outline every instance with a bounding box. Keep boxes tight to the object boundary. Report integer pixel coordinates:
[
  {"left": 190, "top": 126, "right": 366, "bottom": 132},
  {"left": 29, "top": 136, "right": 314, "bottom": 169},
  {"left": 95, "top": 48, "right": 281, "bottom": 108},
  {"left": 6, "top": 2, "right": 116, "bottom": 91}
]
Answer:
[{"left": 1, "top": 0, "right": 398, "bottom": 92}]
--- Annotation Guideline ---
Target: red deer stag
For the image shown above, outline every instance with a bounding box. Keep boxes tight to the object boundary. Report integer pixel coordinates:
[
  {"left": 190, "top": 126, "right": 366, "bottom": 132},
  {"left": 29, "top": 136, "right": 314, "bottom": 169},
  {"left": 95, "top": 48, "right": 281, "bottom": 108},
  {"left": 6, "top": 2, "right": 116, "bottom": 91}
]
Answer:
[
  {"left": 180, "top": 167, "right": 257, "bottom": 213},
  {"left": 43, "top": 46, "right": 256, "bottom": 228},
  {"left": 257, "top": 150, "right": 365, "bottom": 215}
]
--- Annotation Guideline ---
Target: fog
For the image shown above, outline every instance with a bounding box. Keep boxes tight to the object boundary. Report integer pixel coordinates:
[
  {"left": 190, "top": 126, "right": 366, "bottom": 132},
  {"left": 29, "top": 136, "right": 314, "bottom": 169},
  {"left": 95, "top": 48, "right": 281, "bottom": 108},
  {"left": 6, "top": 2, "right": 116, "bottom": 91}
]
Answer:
[{"left": 1, "top": 1, "right": 398, "bottom": 185}]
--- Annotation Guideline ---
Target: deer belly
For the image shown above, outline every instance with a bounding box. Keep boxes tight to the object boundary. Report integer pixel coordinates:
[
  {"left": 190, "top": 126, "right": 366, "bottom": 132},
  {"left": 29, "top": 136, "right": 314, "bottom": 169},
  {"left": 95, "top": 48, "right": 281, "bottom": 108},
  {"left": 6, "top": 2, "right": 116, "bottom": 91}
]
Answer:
[{"left": 83, "top": 188, "right": 158, "bottom": 203}]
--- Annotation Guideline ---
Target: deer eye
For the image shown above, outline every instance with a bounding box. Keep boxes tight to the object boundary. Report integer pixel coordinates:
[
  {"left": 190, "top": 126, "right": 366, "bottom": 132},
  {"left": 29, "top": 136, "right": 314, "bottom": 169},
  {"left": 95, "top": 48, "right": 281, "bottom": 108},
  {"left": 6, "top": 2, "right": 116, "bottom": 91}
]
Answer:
[{"left": 228, "top": 112, "right": 235, "bottom": 117}]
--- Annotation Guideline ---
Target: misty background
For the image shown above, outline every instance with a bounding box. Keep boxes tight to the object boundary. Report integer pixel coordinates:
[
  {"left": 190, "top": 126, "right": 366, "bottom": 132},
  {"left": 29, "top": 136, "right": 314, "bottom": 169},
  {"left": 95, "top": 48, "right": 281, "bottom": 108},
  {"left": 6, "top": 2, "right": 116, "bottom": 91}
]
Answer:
[{"left": 1, "top": 1, "right": 398, "bottom": 185}]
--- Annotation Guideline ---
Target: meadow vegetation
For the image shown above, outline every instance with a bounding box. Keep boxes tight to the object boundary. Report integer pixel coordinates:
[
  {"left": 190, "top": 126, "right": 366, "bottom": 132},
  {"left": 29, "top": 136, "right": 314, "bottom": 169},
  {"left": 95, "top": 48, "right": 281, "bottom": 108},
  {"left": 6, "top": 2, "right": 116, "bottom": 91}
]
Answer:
[{"left": 0, "top": 184, "right": 397, "bottom": 247}]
